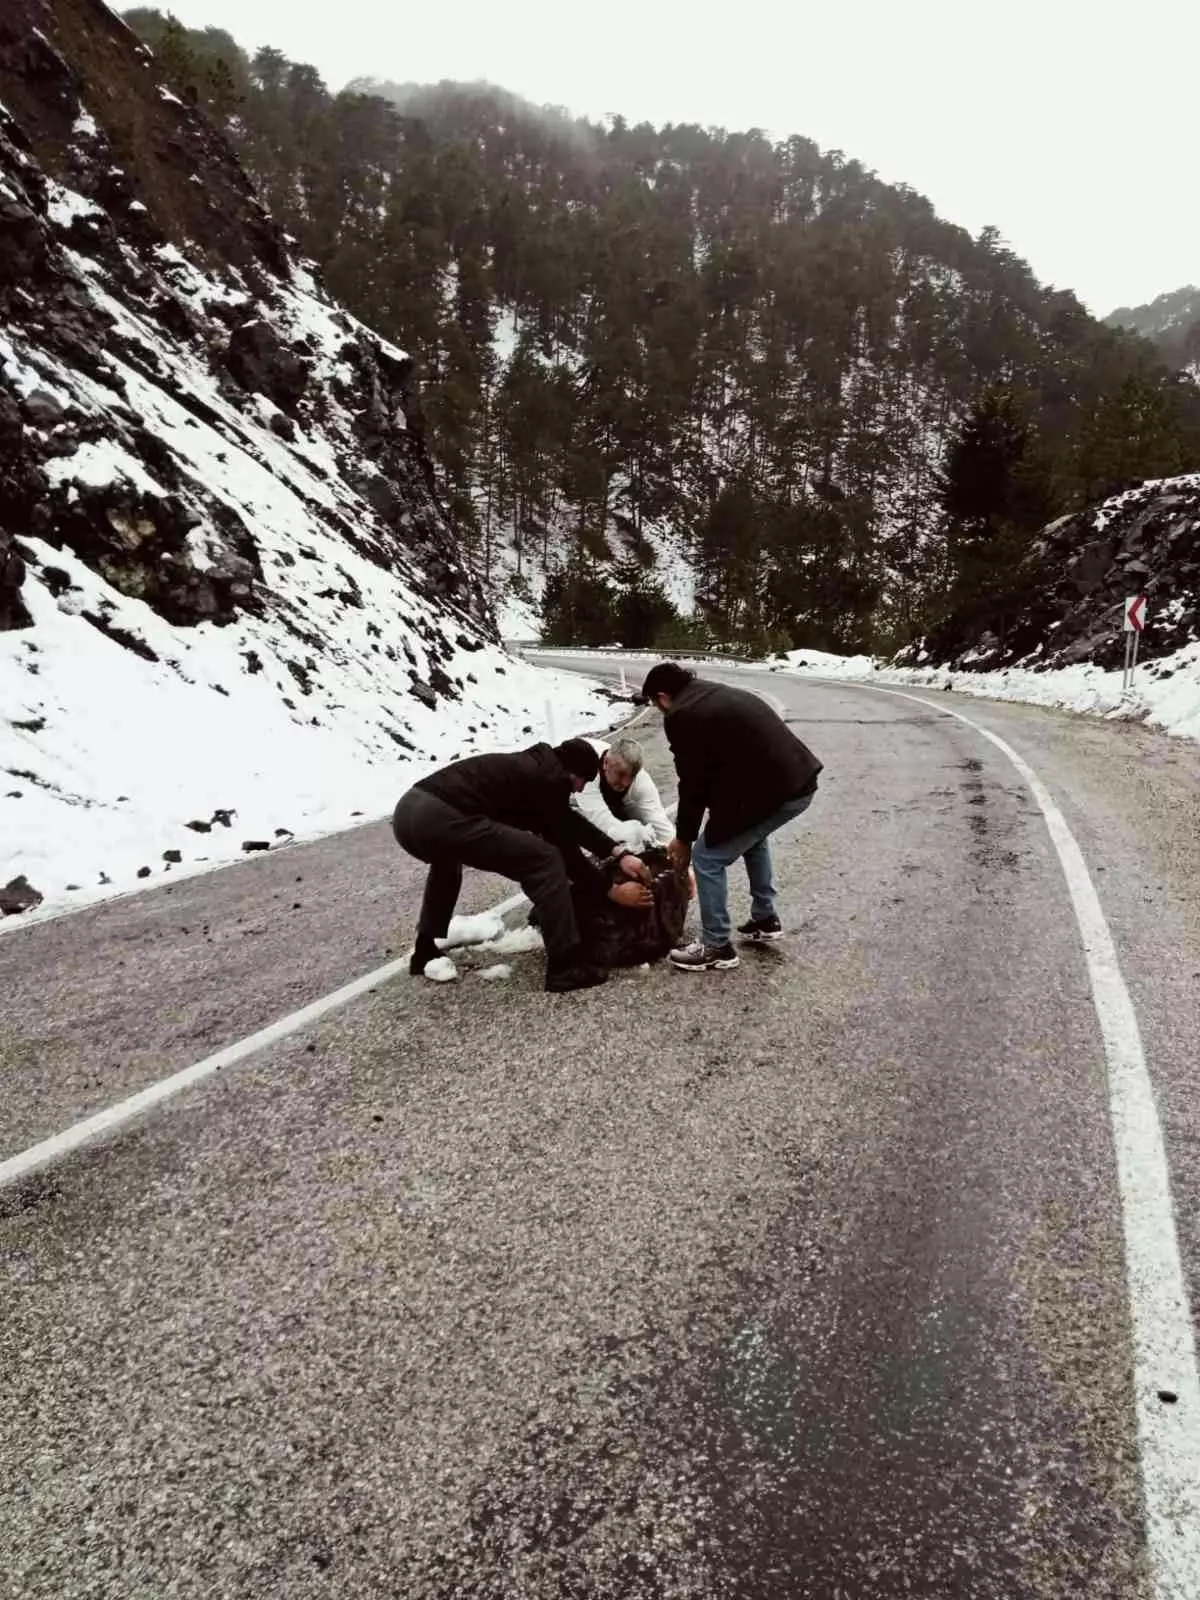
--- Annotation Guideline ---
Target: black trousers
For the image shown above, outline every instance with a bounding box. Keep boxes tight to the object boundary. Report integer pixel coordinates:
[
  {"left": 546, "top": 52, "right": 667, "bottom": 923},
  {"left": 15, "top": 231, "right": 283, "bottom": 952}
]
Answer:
[{"left": 392, "top": 788, "right": 581, "bottom": 958}]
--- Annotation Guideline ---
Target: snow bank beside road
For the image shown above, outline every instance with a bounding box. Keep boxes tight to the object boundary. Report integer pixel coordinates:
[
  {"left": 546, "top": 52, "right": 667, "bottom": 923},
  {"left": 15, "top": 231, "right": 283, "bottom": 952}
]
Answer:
[
  {"left": 777, "top": 644, "right": 1200, "bottom": 744},
  {"left": 1, "top": 635, "right": 615, "bottom": 929},
  {"left": 525, "top": 641, "right": 1200, "bottom": 745}
]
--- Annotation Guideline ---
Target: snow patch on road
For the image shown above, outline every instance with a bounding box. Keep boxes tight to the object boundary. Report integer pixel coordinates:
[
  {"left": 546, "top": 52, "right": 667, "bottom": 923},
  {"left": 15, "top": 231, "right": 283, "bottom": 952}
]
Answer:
[
  {"left": 438, "top": 911, "right": 508, "bottom": 949},
  {"left": 477, "top": 925, "right": 544, "bottom": 957}
]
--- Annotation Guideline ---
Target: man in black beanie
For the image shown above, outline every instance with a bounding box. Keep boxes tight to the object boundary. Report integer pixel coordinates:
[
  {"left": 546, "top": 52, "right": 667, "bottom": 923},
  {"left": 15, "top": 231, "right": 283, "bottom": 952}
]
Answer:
[{"left": 393, "top": 737, "right": 653, "bottom": 993}]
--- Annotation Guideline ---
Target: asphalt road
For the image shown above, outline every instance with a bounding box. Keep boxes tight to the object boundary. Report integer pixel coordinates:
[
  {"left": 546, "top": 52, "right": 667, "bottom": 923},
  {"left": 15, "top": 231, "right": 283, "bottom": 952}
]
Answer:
[{"left": 4, "top": 657, "right": 1200, "bottom": 1597}]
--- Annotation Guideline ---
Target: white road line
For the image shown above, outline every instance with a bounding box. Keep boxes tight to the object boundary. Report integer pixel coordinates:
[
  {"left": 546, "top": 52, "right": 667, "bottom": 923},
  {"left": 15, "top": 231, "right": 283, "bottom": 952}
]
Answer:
[
  {"left": 856, "top": 681, "right": 1200, "bottom": 1600},
  {"left": 0, "top": 766, "right": 683, "bottom": 1190},
  {"left": 0, "top": 892, "right": 521, "bottom": 1190}
]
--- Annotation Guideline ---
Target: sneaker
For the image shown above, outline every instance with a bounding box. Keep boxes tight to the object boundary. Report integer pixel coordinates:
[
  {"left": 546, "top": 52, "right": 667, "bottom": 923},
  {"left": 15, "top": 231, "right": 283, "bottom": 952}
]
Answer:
[
  {"left": 669, "top": 941, "right": 740, "bottom": 972},
  {"left": 737, "top": 914, "right": 783, "bottom": 943},
  {"left": 409, "top": 934, "right": 442, "bottom": 977}
]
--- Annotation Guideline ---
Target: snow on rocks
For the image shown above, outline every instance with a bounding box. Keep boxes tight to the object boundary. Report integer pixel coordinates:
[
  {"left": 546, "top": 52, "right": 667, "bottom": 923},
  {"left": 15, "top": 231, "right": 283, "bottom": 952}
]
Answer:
[
  {"left": 0, "top": 95, "right": 617, "bottom": 926},
  {"left": 477, "top": 964, "right": 513, "bottom": 981}
]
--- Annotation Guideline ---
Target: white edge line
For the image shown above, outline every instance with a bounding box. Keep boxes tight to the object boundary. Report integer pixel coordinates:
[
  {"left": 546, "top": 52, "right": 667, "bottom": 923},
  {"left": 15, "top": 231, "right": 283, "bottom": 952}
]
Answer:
[
  {"left": 0, "top": 890, "right": 522, "bottom": 1190},
  {"left": 850, "top": 679, "right": 1200, "bottom": 1599},
  {"left": 0, "top": 702, "right": 677, "bottom": 1192}
]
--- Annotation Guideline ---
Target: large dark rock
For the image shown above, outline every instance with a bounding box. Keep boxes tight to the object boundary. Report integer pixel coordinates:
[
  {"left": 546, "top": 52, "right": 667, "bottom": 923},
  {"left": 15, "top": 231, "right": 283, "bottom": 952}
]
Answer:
[
  {"left": 0, "top": 528, "right": 31, "bottom": 629},
  {"left": 21, "top": 388, "right": 65, "bottom": 429},
  {"left": 0, "top": 192, "right": 46, "bottom": 286},
  {"left": 0, "top": 875, "right": 42, "bottom": 915},
  {"left": 42, "top": 479, "right": 262, "bottom": 625},
  {"left": 924, "top": 477, "right": 1200, "bottom": 671},
  {"left": 226, "top": 319, "right": 310, "bottom": 413}
]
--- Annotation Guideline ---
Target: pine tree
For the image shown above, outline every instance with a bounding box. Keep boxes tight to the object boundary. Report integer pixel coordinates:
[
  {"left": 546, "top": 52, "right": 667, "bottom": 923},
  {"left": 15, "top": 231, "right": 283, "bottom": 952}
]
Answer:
[{"left": 115, "top": 12, "right": 1200, "bottom": 653}]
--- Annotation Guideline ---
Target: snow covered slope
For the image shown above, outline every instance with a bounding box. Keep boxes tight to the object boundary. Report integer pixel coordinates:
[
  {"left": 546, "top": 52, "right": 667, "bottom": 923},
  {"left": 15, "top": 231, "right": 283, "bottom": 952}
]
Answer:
[{"left": 0, "top": 13, "right": 614, "bottom": 922}]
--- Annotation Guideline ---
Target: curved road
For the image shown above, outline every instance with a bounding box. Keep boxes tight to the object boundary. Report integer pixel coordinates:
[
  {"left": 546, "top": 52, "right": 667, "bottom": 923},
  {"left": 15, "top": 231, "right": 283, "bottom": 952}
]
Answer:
[{"left": 3, "top": 657, "right": 1200, "bottom": 1598}]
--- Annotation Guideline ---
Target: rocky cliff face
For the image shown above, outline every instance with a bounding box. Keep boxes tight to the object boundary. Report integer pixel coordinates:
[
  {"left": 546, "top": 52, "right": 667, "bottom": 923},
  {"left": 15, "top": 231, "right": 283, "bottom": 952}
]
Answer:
[
  {"left": 918, "top": 474, "right": 1200, "bottom": 674},
  {"left": 0, "top": 0, "right": 489, "bottom": 640},
  {"left": 0, "top": 0, "right": 613, "bottom": 918}
]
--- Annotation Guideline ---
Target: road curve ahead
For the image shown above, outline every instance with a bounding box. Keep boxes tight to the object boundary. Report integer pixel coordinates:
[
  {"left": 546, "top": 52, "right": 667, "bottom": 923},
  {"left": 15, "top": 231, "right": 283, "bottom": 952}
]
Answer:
[{"left": 4, "top": 656, "right": 1200, "bottom": 1598}]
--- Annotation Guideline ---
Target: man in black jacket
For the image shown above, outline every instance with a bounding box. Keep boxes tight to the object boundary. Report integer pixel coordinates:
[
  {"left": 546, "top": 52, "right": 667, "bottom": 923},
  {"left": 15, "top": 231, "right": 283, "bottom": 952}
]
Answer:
[
  {"left": 393, "top": 738, "right": 653, "bottom": 993},
  {"left": 636, "top": 663, "right": 822, "bottom": 972}
]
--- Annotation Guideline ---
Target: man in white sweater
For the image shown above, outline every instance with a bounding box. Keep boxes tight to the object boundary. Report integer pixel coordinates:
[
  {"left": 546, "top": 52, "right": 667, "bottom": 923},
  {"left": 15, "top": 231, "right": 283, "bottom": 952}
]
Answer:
[{"left": 572, "top": 735, "right": 674, "bottom": 852}]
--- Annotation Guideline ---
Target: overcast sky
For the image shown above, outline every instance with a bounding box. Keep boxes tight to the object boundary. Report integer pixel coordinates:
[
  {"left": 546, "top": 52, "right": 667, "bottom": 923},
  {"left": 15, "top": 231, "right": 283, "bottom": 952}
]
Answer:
[{"left": 166, "top": 0, "right": 1197, "bottom": 316}]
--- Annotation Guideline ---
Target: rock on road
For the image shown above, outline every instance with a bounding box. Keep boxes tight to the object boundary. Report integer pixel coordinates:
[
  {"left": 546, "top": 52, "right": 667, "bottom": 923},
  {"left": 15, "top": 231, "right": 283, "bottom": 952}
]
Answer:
[{"left": 4, "top": 657, "right": 1200, "bottom": 1598}]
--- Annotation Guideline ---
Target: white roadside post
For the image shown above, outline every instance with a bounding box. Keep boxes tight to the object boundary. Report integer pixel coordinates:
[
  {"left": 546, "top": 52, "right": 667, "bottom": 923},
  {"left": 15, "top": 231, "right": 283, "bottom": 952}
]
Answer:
[
  {"left": 620, "top": 665, "right": 628, "bottom": 694},
  {"left": 1123, "top": 594, "right": 1148, "bottom": 697}
]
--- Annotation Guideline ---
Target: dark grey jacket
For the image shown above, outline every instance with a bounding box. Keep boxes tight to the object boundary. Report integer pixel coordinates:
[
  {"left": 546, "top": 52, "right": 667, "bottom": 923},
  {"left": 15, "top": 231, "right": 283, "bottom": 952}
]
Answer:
[
  {"left": 416, "top": 742, "right": 615, "bottom": 885},
  {"left": 665, "top": 679, "right": 822, "bottom": 846}
]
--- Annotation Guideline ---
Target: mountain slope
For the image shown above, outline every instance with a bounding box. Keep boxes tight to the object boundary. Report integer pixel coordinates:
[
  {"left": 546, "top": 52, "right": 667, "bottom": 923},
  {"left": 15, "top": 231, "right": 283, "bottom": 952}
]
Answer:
[
  {"left": 1105, "top": 286, "right": 1200, "bottom": 378},
  {"left": 0, "top": 0, "right": 612, "bottom": 920},
  {"left": 114, "top": 25, "right": 1200, "bottom": 655}
]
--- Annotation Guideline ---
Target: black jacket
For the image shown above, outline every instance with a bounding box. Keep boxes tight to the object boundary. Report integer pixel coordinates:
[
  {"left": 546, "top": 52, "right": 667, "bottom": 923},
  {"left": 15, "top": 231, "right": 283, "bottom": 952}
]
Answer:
[
  {"left": 416, "top": 743, "right": 615, "bottom": 887},
  {"left": 665, "top": 678, "right": 822, "bottom": 847}
]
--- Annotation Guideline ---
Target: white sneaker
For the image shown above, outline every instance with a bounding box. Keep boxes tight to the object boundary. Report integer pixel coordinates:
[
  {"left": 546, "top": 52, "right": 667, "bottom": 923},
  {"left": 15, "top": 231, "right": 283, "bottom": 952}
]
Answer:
[{"left": 422, "top": 955, "right": 458, "bottom": 983}]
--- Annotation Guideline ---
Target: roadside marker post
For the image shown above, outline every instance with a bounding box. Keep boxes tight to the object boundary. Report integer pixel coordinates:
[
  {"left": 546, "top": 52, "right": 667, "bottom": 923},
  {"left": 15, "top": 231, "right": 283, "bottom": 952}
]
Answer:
[{"left": 1123, "top": 594, "right": 1148, "bottom": 697}]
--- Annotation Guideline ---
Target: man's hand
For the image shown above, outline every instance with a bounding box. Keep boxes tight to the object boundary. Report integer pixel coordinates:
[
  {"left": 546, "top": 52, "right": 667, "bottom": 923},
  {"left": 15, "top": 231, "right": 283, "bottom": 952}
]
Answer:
[
  {"left": 617, "top": 851, "right": 651, "bottom": 884},
  {"left": 667, "top": 838, "right": 691, "bottom": 873},
  {"left": 608, "top": 880, "right": 654, "bottom": 910}
]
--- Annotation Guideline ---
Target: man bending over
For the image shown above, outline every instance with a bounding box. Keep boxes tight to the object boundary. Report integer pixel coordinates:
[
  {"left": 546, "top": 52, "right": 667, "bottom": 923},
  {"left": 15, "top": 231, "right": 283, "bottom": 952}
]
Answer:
[{"left": 393, "top": 737, "right": 652, "bottom": 993}]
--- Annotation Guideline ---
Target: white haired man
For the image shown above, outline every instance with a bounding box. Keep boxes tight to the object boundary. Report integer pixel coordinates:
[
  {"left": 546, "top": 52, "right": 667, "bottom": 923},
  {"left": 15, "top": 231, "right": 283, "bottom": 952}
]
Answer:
[{"left": 571, "top": 734, "right": 674, "bottom": 853}]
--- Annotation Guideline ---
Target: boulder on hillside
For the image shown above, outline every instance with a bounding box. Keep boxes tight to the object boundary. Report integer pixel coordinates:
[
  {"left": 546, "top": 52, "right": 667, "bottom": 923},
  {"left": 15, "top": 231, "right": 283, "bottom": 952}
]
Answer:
[
  {"left": 0, "top": 528, "right": 31, "bottom": 629},
  {"left": 1, "top": 875, "right": 42, "bottom": 914},
  {"left": 226, "top": 318, "right": 310, "bottom": 413}
]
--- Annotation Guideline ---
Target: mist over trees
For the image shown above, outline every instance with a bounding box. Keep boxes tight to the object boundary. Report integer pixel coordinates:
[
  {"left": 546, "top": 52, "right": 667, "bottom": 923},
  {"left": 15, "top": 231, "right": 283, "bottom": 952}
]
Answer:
[{"left": 124, "top": 10, "right": 1200, "bottom": 653}]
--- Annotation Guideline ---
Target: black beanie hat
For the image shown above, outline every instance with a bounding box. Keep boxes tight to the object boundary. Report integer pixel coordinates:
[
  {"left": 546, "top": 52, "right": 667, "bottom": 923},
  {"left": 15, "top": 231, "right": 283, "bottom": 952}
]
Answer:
[
  {"left": 554, "top": 738, "right": 601, "bottom": 783},
  {"left": 637, "top": 661, "right": 695, "bottom": 703}
]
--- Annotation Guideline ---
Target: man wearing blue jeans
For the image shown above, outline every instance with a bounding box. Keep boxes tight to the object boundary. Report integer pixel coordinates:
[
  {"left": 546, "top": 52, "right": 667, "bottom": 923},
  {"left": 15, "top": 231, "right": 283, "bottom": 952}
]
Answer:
[{"left": 634, "top": 662, "right": 822, "bottom": 972}]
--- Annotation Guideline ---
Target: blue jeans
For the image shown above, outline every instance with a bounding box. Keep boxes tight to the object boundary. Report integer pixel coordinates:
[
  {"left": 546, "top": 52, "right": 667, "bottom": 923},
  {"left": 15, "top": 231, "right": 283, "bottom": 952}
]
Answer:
[{"left": 690, "top": 792, "right": 815, "bottom": 947}]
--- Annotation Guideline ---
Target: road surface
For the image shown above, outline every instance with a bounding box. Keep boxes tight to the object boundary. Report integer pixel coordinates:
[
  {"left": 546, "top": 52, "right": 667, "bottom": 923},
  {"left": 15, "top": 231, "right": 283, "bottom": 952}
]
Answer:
[{"left": 4, "top": 656, "right": 1200, "bottom": 1598}]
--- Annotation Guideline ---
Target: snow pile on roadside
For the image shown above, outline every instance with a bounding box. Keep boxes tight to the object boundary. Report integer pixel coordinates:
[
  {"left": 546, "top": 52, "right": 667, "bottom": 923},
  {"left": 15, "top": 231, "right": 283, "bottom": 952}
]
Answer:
[
  {"left": 522, "top": 640, "right": 1200, "bottom": 745},
  {"left": 840, "top": 644, "right": 1200, "bottom": 743},
  {"left": 768, "top": 642, "right": 1200, "bottom": 743},
  {"left": 758, "top": 641, "right": 1200, "bottom": 743},
  {"left": 1, "top": 622, "right": 615, "bottom": 924}
]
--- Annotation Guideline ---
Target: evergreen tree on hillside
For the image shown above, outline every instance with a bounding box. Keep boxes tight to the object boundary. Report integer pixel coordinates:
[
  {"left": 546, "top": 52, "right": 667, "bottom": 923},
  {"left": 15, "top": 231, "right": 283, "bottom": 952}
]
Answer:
[
  {"left": 936, "top": 393, "right": 1056, "bottom": 647},
  {"left": 121, "top": 8, "right": 1200, "bottom": 655}
]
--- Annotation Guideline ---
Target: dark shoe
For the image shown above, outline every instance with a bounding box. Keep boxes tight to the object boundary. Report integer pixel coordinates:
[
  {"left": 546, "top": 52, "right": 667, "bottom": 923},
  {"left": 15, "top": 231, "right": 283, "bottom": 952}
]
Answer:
[
  {"left": 409, "top": 934, "right": 440, "bottom": 977},
  {"left": 669, "top": 941, "right": 740, "bottom": 972},
  {"left": 545, "top": 961, "right": 609, "bottom": 993},
  {"left": 737, "top": 914, "right": 782, "bottom": 943},
  {"left": 545, "top": 947, "right": 608, "bottom": 992}
]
